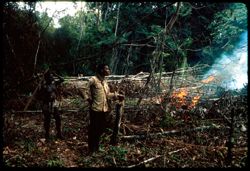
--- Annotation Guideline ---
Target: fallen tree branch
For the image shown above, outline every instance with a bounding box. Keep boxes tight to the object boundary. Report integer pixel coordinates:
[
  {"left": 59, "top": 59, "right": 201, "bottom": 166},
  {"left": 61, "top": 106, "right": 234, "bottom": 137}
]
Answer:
[
  {"left": 65, "top": 65, "right": 208, "bottom": 82},
  {"left": 164, "top": 138, "right": 227, "bottom": 150},
  {"left": 121, "top": 125, "right": 225, "bottom": 140},
  {"left": 33, "top": 38, "right": 41, "bottom": 73},
  {"left": 168, "top": 148, "right": 186, "bottom": 155},
  {"left": 124, "top": 148, "right": 187, "bottom": 168},
  {"left": 4, "top": 109, "right": 81, "bottom": 114},
  {"left": 125, "top": 155, "right": 162, "bottom": 168},
  {"left": 121, "top": 43, "right": 155, "bottom": 47}
]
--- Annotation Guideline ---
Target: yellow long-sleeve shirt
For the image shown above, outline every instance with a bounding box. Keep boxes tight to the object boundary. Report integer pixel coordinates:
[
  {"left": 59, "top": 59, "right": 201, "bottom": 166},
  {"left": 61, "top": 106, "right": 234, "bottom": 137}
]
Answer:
[{"left": 85, "top": 75, "right": 117, "bottom": 112}]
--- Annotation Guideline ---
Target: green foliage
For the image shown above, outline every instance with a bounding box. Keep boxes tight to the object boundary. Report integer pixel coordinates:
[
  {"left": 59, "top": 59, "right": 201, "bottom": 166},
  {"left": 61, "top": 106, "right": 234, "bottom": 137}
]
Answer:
[
  {"left": 179, "top": 2, "right": 192, "bottom": 17},
  {"left": 3, "top": 2, "right": 248, "bottom": 99},
  {"left": 125, "top": 98, "right": 139, "bottom": 106},
  {"left": 46, "top": 156, "right": 64, "bottom": 167},
  {"left": 36, "top": 11, "right": 55, "bottom": 33},
  {"left": 3, "top": 2, "right": 41, "bottom": 95},
  {"left": 23, "top": 138, "right": 36, "bottom": 152},
  {"left": 200, "top": 46, "right": 215, "bottom": 65},
  {"left": 63, "top": 126, "right": 77, "bottom": 133},
  {"left": 71, "top": 98, "right": 82, "bottom": 106},
  {"left": 105, "top": 146, "right": 128, "bottom": 163},
  {"left": 97, "top": 34, "right": 116, "bottom": 47},
  {"left": 197, "top": 3, "right": 247, "bottom": 66},
  {"left": 5, "top": 154, "right": 27, "bottom": 167},
  {"left": 76, "top": 156, "right": 91, "bottom": 167},
  {"left": 208, "top": 3, "right": 247, "bottom": 51},
  {"left": 76, "top": 145, "right": 128, "bottom": 167},
  {"left": 41, "top": 63, "right": 50, "bottom": 70},
  {"left": 160, "top": 113, "right": 176, "bottom": 128}
]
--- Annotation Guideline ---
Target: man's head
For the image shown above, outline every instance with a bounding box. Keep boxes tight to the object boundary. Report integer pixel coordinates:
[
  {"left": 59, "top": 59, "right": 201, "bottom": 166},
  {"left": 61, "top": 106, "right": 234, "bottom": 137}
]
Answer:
[{"left": 96, "top": 64, "right": 111, "bottom": 77}]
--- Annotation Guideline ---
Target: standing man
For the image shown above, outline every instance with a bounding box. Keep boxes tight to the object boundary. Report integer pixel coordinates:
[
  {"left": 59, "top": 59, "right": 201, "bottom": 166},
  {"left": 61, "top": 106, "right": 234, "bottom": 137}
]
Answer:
[
  {"left": 39, "top": 69, "right": 64, "bottom": 142},
  {"left": 83, "top": 64, "right": 124, "bottom": 154}
]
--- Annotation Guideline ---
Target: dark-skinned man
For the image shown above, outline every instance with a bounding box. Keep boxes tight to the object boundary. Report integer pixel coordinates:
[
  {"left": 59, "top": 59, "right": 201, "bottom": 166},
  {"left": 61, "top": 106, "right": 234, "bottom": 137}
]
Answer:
[
  {"left": 81, "top": 64, "right": 124, "bottom": 154},
  {"left": 39, "top": 69, "right": 64, "bottom": 142}
]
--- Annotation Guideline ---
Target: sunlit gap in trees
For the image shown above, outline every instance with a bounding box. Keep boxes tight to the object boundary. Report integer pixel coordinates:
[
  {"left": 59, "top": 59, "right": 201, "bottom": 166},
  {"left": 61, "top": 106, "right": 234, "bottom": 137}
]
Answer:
[
  {"left": 17, "top": 1, "right": 86, "bottom": 28},
  {"left": 203, "top": 31, "right": 248, "bottom": 90}
]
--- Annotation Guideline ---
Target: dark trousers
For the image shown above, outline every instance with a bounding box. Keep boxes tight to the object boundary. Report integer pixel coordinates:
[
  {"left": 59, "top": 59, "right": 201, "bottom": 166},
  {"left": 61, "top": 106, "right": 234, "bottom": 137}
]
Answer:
[
  {"left": 43, "top": 102, "right": 62, "bottom": 139},
  {"left": 88, "top": 109, "right": 110, "bottom": 153}
]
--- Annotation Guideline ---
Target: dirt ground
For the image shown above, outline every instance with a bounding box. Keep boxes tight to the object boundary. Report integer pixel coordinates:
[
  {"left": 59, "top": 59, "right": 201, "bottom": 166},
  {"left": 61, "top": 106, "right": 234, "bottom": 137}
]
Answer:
[
  {"left": 3, "top": 98, "right": 247, "bottom": 168},
  {"left": 3, "top": 78, "right": 248, "bottom": 168}
]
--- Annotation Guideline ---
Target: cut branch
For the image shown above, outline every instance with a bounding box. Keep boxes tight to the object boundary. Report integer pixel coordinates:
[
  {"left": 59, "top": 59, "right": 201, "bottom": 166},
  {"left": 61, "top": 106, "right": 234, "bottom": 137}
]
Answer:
[
  {"left": 168, "top": 148, "right": 186, "bottom": 155},
  {"left": 33, "top": 37, "right": 41, "bottom": 72},
  {"left": 121, "top": 125, "right": 225, "bottom": 140},
  {"left": 121, "top": 43, "right": 155, "bottom": 47},
  {"left": 184, "top": 48, "right": 203, "bottom": 52},
  {"left": 6, "top": 34, "right": 17, "bottom": 59},
  {"left": 5, "top": 109, "right": 81, "bottom": 114},
  {"left": 125, "top": 155, "right": 162, "bottom": 168}
]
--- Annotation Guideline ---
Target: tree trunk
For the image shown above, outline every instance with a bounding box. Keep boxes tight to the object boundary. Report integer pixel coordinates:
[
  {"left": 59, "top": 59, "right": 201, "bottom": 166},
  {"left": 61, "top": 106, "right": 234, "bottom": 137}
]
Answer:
[
  {"left": 110, "top": 2, "right": 121, "bottom": 74},
  {"left": 96, "top": 2, "right": 100, "bottom": 28},
  {"left": 104, "top": 2, "right": 109, "bottom": 20},
  {"left": 125, "top": 45, "right": 132, "bottom": 74},
  {"left": 165, "top": 2, "right": 181, "bottom": 33},
  {"left": 33, "top": 40, "right": 40, "bottom": 73},
  {"left": 74, "top": 5, "right": 85, "bottom": 76}
]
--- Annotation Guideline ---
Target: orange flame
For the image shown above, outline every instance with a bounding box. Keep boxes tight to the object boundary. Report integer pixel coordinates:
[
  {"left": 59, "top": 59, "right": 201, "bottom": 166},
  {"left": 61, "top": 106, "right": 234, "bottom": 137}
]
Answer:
[
  {"left": 201, "top": 75, "right": 215, "bottom": 84},
  {"left": 171, "top": 88, "right": 201, "bottom": 109},
  {"left": 171, "top": 88, "right": 188, "bottom": 108},
  {"left": 172, "top": 88, "right": 188, "bottom": 98},
  {"left": 190, "top": 95, "right": 201, "bottom": 108}
]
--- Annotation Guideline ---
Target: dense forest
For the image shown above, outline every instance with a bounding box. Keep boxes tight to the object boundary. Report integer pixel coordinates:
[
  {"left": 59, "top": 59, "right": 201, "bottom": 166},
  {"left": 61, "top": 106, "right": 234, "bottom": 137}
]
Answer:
[
  {"left": 3, "top": 1, "right": 248, "bottom": 97},
  {"left": 2, "top": 1, "right": 248, "bottom": 168}
]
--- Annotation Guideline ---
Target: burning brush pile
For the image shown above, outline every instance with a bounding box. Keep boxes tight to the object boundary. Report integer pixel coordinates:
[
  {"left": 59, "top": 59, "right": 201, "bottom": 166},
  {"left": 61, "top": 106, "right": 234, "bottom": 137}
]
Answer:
[
  {"left": 159, "top": 74, "right": 247, "bottom": 128},
  {"left": 106, "top": 67, "right": 247, "bottom": 131},
  {"left": 167, "top": 75, "right": 219, "bottom": 110}
]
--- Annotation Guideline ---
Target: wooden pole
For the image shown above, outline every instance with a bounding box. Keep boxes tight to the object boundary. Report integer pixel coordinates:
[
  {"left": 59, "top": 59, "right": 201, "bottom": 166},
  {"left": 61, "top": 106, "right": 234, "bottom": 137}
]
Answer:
[{"left": 110, "top": 100, "right": 124, "bottom": 145}]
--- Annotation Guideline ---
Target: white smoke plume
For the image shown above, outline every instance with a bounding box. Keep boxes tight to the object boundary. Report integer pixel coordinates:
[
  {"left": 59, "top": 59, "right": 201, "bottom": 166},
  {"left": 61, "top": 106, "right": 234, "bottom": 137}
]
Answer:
[{"left": 203, "top": 31, "right": 248, "bottom": 90}]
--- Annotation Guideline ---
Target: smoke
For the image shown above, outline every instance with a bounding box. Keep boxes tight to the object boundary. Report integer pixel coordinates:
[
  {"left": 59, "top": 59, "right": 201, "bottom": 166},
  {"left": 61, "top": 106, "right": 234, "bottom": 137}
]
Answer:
[{"left": 203, "top": 31, "right": 248, "bottom": 90}]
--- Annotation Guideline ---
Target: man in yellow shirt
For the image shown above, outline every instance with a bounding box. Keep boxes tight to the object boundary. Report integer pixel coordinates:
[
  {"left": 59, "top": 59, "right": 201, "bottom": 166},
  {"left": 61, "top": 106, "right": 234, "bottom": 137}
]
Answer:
[{"left": 84, "top": 64, "right": 124, "bottom": 154}]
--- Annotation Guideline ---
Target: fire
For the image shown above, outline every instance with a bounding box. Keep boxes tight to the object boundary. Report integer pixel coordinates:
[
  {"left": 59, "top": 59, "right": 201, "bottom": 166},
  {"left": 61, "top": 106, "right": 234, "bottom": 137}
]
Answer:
[
  {"left": 171, "top": 88, "right": 188, "bottom": 108},
  {"left": 201, "top": 75, "right": 215, "bottom": 84},
  {"left": 174, "top": 88, "right": 188, "bottom": 98},
  {"left": 171, "top": 88, "right": 201, "bottom": 109},
  {"left": 190, "top": 95, "right": 201, "bottom": 108},
  {"left": 172, "top": 88, "right": 188, "bottom": 100}
]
